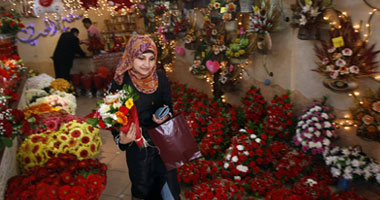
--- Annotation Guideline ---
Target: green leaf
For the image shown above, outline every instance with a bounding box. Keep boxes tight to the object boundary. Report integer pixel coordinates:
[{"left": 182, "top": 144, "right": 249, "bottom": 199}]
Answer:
[
  {"left": 103, "top": 117, "right": 113, "bottom": 125},
  {"left": 27, "top": 116, "right": 36, "bottom": 123},
  {"left": 86, "top": 118, "right": 99, "bottom": 127},
  {"left": 3, "top": 137, "right": 13, "bottom": 147}
]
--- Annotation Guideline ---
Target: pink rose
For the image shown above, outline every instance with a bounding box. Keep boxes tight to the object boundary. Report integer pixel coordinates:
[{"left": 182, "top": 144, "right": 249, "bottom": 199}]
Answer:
[
  {"left": 342, "top": 48, "right": 353, "bottom": 56},
  {"left": 329, "top": 70, "right": 339, "bottom": 79},
  {"left": 349, "top": 65, "right": 359, "bottom": 74}
]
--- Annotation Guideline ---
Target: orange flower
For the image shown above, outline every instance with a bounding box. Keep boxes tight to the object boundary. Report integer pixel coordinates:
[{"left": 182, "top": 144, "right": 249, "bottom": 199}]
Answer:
[
  {"left": 362, "top": 115, "right": 374, "bottom": 125},
  {"left": 116, "top": 111, "right": 128, "bottom": 126}
]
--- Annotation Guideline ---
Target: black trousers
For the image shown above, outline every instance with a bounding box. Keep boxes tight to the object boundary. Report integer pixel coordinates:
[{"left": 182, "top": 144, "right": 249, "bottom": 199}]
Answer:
[
  {"left": 126, "top": 143, "right": 180, "bottom": 200},
  {"left": 53, "top": 58, "right": 73, "bottom": 82}
]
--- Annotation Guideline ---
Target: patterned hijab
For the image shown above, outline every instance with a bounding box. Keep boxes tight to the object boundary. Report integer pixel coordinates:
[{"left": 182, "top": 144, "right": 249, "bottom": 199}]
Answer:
[{"left": 114, "top": 35, "right": 158, "bottom": 94}]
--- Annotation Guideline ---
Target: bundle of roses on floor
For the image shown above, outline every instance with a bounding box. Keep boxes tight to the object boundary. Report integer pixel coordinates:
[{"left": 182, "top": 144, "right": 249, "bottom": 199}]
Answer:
[
  {"left": 5, "top": 153, "right": 107, "bottom": 200},
  {"left": 294, "top": 97, "right": 338, "bottom": 154}
]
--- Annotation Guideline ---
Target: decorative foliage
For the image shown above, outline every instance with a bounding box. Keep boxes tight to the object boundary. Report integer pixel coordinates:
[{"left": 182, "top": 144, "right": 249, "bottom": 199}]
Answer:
[
  {"left": 350, "top": 88, "right": 380, "bottom": 142},
  {"left": 314, "top": 15, "right": 380, "bottom": 80}
]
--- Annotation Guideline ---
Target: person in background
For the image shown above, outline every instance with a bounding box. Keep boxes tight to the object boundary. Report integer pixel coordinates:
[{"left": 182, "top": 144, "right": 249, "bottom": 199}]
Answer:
[
  {"left": 110, "top": 35, "right": 180, "bottom": 200},
  {"left": 52, "top": 28, "right": 86, "bottom": 81},
  {"left": 81, "top": 18, "right": 104, "bottom": 55}
]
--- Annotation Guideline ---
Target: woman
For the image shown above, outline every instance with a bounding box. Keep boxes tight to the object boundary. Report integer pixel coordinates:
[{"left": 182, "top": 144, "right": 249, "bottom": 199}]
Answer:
[{"left": 110, "top": 35, "right": 180, "bottom": 200}]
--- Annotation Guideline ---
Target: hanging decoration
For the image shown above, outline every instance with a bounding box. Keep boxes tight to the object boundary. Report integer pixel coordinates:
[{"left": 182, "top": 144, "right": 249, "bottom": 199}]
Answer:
[
  {"left": 290, "top": 0, "right": 332, "bottom": 40},
  {"left": 33, "top": 0, "right": 63, "bottom": 17},
  {"left": 314, "top": 12, "right": 380, "bottom": 92},
  {"left": 16, "top": 14, "right": 82, "bottom": 46}
]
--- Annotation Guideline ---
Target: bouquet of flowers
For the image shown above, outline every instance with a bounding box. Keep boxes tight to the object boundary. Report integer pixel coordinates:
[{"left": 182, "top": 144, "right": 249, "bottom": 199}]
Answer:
[
  {"left": 185, "top": 178, "right": 245, "bottom": 200},
  {"left": 177, "top": 159, "right": 222, "bottom": 186},
  {"left": 293, "top": 97, "right": 338, "bottom": 154},
  {"left": 226, "top": 31, "right": 250, "bottom": 59},
  {"left": 17, "top": 120, "right": 102, "bottom": 172},
  {"left": 241, "top": 86, "right": 266, "bottom": 124},
  {"left": 6, "top": 154, "right": 107, "bottom": 200},
  {"left": 323, "top": 146, "right": 380, "bottom": 184},
  {"left": 314, "top": 16, "right": 380, "bottom": 80},
  {"left": 249, "top": 0, "right": 280, "bottom": 34},
  {"left": 0, "top": 56, "right": 26, "bottom": 89},
  {"left": 0, "top": 11, "right": 25, "bottom": 35},
  {"left": 273, "top": 149, "right": 312, "bottom": 183},
  {"left": 350, "top": 88, "right": 380, "bottom": 142},
  {"left": 290, "top": 0, "right": 331, "bottom": 27},
  {"left": 86, "top": 84, "right": 146, "bottom": 147},
  {"left": 208, "top": 0, "right": 239, "bottom": 22}
]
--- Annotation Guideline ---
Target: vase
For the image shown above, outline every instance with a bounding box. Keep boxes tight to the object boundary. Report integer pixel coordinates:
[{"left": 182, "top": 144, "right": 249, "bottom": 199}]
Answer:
[
  {"left": 337, "top": 177, "right": 351, "bottom": 192},
  {"left": 0, "top": 34, "right": 18, "bottom": 58},
  {"left": 323, "top": 78, "right": 358, "bottom": 93},
  {"left": 256, "top": 32, "right": 272, "bottom": 54}
]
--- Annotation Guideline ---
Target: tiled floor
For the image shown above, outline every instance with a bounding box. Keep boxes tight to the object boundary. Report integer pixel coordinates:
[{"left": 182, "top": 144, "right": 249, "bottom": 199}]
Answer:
[{"left": 76, "top": 96, "right": 380, "bottom": 200}]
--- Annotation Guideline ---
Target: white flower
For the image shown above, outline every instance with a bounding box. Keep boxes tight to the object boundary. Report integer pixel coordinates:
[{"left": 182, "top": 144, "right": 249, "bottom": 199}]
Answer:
[
  {"left": 297, "top": 121, "right": 305, "bottom": 126},
  {"left": 330, "top": 70, "right": 339, "bottom": 79},
  {"left": 321, "top": 113, "right": 329, "bottom": 119},
  {"left": 316, "top": 142, "right": 322, "bottom": 148},
  {"left": 310, "top": 7, "right": 320, "bottom": 17},
  {"left": 304, "top": 133, "right": 312, "bottom": 139},
  {"left": 239, "top": 129, "right": 246, "bottom": 133},
  {"left": 312, "top": 117, "right": 319, "bottom": 122},
  {"left": 243, "top": 151, "right": 249, "bottom": 156},
  {"left": 353, "top": 168, "right": 363, "bottom": 175},
  {"left": 326, "top": 130, "right": 332, "bottom": 137},
  {"left": 343, "top": 172, "right": 353, "bottom": 180},
  {"left": 314, "top": 106, "right": 322, "bottom": 111},
  {"left": 315, "top": 123, "right": 322, "bottom": 130},
  {"left": 323, "top": 138, "right": 330, "bottom": 146},
  {"left": 250, "top": 134, "right": 257, "bottom": 139},
  {"left": 302, "top": 124, "right": 308, "bottom": 129},
  {"left": 325, "top": 64, "right": 335, "bottom": 72},
  {"left": 363, "top": 167, "right": 372, "bottom": 180},
  {"left": 237, "top": 145, "right": 244, "bottom": 151},
  {"left": 306, "top": 178, "right": 317, "bottom": 186},
  {"left": 234, "top": 176, "right": 241, "bottom": 180},
  {"left": 342, "top": 148, "right": 350, "bottom": 156},
  {"left": 224, "top": 162, "right": 229, "bottom": 169},
  {"left": 328, "top": 47, "right": 336, "bottom": 53},
  {"left": 226, "top": 154, "right": 231, "bottom": 160},
  {"left": 339, "top": 66, "right": 350, "bottom": 75},
  {"left": 370, "top": 163, "right": 380, "bottom": 173},
  {"left": 351, "top": 159, "right": 360, "bottom": 168},
  {"left": 325, "top": 156, "right": 337, "bottom": 165},
  {"left": 299, "top": 14, "right": 307, "bottom": 26},
  {"left": 344, "top": 166, "right": 353, "bottom": 174},
  {"left": 236, "top": 165, "right": 249, "bottom": 173},
  {"left": 322, "top": 57, "right": 330, "bottom": 65},
  {"left": 232, "top": 156, "right": 238, "bottom": 162},
  {"left": 376, "top": 174, "right": 380, "bottom": 183},
  {"left": 335, "top": 59, "right": 346, "bottom": 67},
  {"left": 302, "top": 4, "right": 311, "bottom": 13},
  {"left": 324, "top": 121, "right": 332, "bottom": 128},
  {"left": 331, "top": 167, "right": 341, "bottom": 177},
  {"left": 104, "top": 93, "right": 120, "bottom": 104},
  {"left": 306, "top": 120, "right": 313, "bottom": 125},
  {"left": 349, "top": 65, "right": 360, "bottom": 74},
  {"left": 342, "top": 48, "right": 353, "bottom": 56},
  {"left": 308, "top": 127, "right": 314, "bottom": 132},
  {"left": 255, "top": 138, "right": 261, "bottom": 143}
]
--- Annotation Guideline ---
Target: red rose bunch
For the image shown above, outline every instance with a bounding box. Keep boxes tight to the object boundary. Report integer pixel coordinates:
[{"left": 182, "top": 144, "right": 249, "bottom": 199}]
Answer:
[
  {"left": 221, "top": 128, "right": 264, "bottom": 179},
  {"left": 185, "top": 178, "right": 245, "bottom": 200},
  {"left": 5, "top": 153, "right": 107, "bottom": 200},
  {"left": 292, "top": 176, "right": 330, "bottom": 200},
  {"left": 241, "top": 86, "right": 266, "bottom": 125},
  {"left": 262, "top": 141, "right": 291, "bottom": 166},
  {"left": 273, "top": 149, "right": 312, "bottom": 183},
  {"left": 263, "top": 93, "right": 294, "bottom": 139},
  {"left": 177, "top": 159, "right": 222, "bottom": 185},
  {"left": 248, "top": 171, "right": 282, "bottom": 196},
  {"left": 330, "top": 190, "right": 368, "bottom": 200},
  {"left": 186, "top": 100, "right": 210, "bottom": 142},
  {"left": 200, "top": 116, "right": 228, "bottom": 159}
]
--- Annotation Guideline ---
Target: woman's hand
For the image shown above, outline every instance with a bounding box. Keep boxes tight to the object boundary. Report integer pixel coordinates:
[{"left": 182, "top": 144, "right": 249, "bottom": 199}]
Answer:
[
  {"left": 152, "top": 113, "right": 169, "bottom": 124},
  {"left": 120, "top": 123, "right": 136, "bottom": 144}
]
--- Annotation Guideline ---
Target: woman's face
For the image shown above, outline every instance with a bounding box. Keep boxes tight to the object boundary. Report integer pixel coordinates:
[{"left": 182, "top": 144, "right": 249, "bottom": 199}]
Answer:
[{"left": 133, "top": 52, "right": 155, "bottom": 76}]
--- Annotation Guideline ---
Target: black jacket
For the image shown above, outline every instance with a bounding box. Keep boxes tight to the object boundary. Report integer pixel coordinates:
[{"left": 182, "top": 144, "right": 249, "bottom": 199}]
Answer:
[{"left": 53, "top": 32, "right": 85, "bottom": 61}]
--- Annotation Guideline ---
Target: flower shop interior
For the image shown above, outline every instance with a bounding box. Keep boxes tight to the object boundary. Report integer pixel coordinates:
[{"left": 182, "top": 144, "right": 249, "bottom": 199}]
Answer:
[{"left": 1, "top": 0, "right": 380, "bottom": 199}]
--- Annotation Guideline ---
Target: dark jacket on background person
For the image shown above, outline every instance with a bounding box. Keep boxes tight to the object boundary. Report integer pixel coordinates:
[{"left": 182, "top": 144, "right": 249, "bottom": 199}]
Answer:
[{"left": 52, "top": 31, "right": 85, "bottom": 81}]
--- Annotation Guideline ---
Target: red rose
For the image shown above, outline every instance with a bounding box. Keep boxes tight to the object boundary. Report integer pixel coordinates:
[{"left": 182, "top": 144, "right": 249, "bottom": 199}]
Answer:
[{"left": 1, "top": 119, "right": 13, "bottom": 138}]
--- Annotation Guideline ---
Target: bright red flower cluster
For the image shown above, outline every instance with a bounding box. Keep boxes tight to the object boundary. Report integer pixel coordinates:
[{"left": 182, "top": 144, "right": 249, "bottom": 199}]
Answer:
[
  {"left": 5, "top": 153, "right": 107, "bottom": 200},
  {"left": 292, "top": 177, "right": 331, "bottom": 200},
  {"left": 241, "top": 86, "right": 266, "bottom": 124},
  {"left": 248, "top": 171, "right": 282, "bottom": 196},
  {"left": 273, "top": 149, "right": 313, "bottom": 183},
  {"left": 263, "top": 93, "right": 294, "bottom": 138},
  {"left": 177, "top": 159, "right": 222, "bottom": 185},
  {"left": 185, "top": 178, "right": 245, "bottom": 200},
  {"left": 200, "top": 117, "right": 227, "bottom": 159}
]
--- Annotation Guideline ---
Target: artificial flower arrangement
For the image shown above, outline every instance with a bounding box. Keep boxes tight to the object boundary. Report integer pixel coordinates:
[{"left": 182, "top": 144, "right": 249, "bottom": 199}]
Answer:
[
  {"left": 226, "top": 28, "right": 250, "bottom": 59},
  {"left": 293, "top": 97, "right": 338, "bottom": 154},
  {"left": 350, "top": 88, "right": 380, "bottom": 142},
  {"left": 0, "top": 11, "right": 25, "bottom": 35},
  {"left": 323, "top": 145, "right": 380, "bottom": 184},
  {"left": 6, "top": 154, "right": 107, "bottom": 200},
  {"left": 290, "top": 0, "right": 331, "bottom": 28},
  {"left": 249, "top": 0, "right": 281, "bottom": 34},
  {"left": 314, "top": 15, "right": 380, "bottom": 80},
  {"left": 86, "top": 84, "right": 146, "bottom": 147},
  {"left": 17, "top": 120, "right": 102, "bottom": 172},
  {"left": 208, "top": 0, "right": 239, "bottom": 22}
]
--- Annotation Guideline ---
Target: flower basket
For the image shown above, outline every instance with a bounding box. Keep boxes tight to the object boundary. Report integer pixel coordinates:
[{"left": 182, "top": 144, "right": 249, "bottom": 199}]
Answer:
[{"left": 298, "top": 26, "right": 320, "bottom": 40}]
